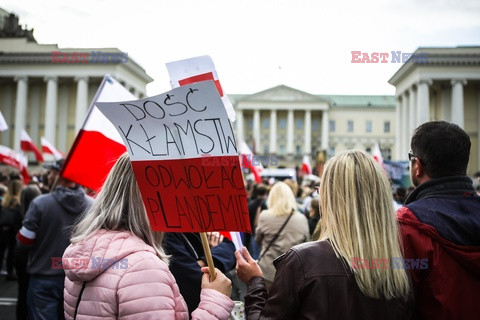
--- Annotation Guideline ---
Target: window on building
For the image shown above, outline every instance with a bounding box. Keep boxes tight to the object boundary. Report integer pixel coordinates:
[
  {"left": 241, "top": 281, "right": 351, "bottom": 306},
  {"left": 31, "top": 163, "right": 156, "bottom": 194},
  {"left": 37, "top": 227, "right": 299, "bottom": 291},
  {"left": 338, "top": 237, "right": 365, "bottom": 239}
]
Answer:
[
  {"left": 279, "top": 145, "right": 286, "bottom": 156},
  {"left": 366, "top": 120, "right": 372, "bottom": 133},
  {"left": 248, "top": 119, "right": 253, "bottom": 130},
  {"left": 279, "top": 118, "right": 287, "bottom": 129},
  {"left": 382, "top": 147, "right": 392, "bottom": 160},
  {"left": 296, "top": 118, "right": 303, "bottom": 130},
  {"left": 384, "top": 121, "right": 391, "bottom": 133},
  {"left": 329, "top": 120, "right": 335, "bottom": 132},
  {"left": 366, "top": 146, "right": 372, "bottom": 153},
  {"left": 263, "top": 118, "right": 270, "bottom": 129},
  {"left": 296, "top": 145, "right": 302, "bottom": 156},
  {"left": 348, "top": 120, "right": 354, "bottom": 132},
  {"left": 312, "top": 119, "right": 319, "bottom": 131},
  {"left": 263, "top": 144, "right": 269, "bottom": 155}
]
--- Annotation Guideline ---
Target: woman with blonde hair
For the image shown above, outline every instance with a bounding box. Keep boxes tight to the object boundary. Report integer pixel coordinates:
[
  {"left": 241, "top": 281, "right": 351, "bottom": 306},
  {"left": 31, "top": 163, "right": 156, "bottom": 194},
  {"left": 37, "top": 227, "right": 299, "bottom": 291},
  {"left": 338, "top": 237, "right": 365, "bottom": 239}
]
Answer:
[
  {"left": 63, "top": 153, "right": 234, "bottom": 319},
  {"left": 255, "top": 181, "right": 309, "bottom": 289},
  {"left": 236, "top": 150, "right": 413, "bottom": 319}
]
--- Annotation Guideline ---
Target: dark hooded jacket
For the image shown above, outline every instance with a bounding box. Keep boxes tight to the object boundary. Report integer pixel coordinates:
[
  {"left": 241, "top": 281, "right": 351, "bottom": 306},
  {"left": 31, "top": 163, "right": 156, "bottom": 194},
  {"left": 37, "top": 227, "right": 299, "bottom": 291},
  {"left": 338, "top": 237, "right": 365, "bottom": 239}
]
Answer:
[
  {"left": 397, "top": 176, "right": 480, "bottom": 320},
  {"left": 18, "top": 185, "right": 92, "bottom": 276}
]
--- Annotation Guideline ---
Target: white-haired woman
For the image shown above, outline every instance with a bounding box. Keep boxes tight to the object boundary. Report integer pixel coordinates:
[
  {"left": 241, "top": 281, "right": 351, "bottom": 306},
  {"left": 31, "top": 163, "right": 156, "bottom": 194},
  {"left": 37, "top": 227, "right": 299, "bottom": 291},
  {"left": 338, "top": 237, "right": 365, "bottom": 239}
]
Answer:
[
  {"left": 255, "top": 181, "right": 309, "bottom": 289},
  {"left": 236, "top": 150, "right": 413, "bottom": 319},
  {"left": 63, "top": 153, "right": 234, "bottom": 320}
]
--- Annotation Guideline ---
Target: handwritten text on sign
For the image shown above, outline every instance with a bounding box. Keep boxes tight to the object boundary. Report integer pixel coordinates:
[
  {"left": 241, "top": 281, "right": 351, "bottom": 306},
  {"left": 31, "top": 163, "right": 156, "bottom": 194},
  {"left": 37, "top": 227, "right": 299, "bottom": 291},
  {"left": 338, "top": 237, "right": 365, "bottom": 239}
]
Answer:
[{"left": 96, "top": 81, "right": 250, "bottom": 233}]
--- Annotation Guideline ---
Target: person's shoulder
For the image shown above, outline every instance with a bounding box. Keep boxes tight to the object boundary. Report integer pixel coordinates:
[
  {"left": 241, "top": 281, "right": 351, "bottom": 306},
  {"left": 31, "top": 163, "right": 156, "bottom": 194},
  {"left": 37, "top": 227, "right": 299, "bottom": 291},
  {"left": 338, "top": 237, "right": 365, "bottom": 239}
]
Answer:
[{"left": 288, "top": 241, "right": 347, "bottom": 276}]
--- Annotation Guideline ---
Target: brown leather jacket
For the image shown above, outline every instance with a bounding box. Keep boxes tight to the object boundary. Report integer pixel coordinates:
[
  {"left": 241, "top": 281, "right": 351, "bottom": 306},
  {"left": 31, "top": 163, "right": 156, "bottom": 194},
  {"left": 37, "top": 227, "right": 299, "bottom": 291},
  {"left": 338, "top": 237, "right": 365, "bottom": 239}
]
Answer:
[{"left": 245, "top": 241, "right": 414, "bottom": 320}]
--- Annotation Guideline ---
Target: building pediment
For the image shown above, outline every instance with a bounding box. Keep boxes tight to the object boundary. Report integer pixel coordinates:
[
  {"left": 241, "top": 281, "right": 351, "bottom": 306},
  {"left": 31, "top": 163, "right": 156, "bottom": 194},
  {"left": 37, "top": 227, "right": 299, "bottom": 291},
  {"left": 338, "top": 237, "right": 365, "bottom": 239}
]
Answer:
[{"left": 240, "top": 85, "right": 328, "bottom": 103}]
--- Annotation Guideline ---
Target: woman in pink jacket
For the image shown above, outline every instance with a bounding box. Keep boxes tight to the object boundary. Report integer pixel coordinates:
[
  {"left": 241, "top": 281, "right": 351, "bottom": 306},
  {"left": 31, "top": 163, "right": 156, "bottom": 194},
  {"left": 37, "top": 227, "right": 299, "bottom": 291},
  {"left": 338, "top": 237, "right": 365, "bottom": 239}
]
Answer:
[{"left": 63, "top": 153, "right": 234, "bottom": 319}]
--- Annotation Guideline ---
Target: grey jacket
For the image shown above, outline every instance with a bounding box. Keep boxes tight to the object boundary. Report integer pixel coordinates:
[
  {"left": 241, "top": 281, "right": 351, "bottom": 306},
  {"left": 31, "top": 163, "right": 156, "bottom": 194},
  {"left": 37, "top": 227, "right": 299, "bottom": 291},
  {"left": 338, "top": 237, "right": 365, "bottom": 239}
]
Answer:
[{"left": 20, "top": 186, "right": 92, "bottom": 276}]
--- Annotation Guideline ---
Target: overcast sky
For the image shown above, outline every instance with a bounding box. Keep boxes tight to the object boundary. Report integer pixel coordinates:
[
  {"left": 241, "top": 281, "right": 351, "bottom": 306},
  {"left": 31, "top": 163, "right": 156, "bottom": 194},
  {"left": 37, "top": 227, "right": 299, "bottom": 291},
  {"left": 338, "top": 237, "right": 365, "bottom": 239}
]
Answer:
[{"left": 3, "top": 0, "right": 480, "bottom": 97}]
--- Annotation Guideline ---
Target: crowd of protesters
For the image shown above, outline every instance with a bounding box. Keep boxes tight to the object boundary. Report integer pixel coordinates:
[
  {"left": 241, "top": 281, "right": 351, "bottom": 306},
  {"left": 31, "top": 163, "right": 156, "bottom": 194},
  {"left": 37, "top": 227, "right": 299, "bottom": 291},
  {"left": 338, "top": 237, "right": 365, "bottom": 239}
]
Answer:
[{"left": 0, "top": 120, "right": 478, "bottom": 319}]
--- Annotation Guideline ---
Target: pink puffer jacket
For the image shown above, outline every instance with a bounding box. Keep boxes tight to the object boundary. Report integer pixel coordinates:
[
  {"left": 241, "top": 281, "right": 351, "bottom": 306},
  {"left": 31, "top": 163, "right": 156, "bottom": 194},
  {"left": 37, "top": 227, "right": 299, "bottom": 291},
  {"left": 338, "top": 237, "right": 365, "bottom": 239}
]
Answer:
[{"left": 63, "top": 230, "right": 234, "bottom": 320}]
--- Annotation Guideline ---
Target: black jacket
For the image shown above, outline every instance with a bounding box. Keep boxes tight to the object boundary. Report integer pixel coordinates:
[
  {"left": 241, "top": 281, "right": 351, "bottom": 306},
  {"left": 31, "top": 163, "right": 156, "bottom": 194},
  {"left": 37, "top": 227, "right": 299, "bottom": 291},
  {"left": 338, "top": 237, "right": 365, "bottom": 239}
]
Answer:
[
  {"left": 163, "top": 232, "right": 236, "bottom": 316},
  {"left": 245, "top": 241, "right": 414, "bottom": 320}
]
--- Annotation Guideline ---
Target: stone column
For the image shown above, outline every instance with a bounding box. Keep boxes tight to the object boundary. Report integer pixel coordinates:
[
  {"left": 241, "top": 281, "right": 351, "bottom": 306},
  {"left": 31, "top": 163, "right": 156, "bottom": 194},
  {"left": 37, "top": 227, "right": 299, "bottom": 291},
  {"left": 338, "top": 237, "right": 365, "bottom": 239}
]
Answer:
[
  {"left": 451, "top": 79, "right": 467, "bottom": 128},
  {"left": 14, "top": 76, "right": 28, "bottom": 152},
  {"left": 408, "top": 86, "right": 416, "bottom": 136},
  {"left": 236, "top": 109, "right": 244, "bottom": 143},
  {"left": 1, "top": 83, "right": 13, "bottom": 146},
  {"left": 75, "top": 76, "right": 89, "bottom": 133},
  {"left": 401, "top": 92, "right": 409, "bottom": 158},
  {"left": 29, "top": 85, "right": 41, "bottom": 145},
  {"left": 304, "top": 110, "right": 311, "bottom": 155},
  {"left": 253, "top": 109, "right": 261, "bottom": 153},
  {"left": 44, "top": 76, "right": 58, "bottom": 145},
  {"left": 321, "top": 110, "right": 329, "bottom": 150},
  {"left": 416, "top": 79, "right": 432, "bottom": 126},
  {"left": 395, "top": 96, "right": 402, "bottom": 160},
  {"left": 269, "top": 109, "right": 277, "bottom": 154},
  {"left": 287, "top": 109, "right": 294, "bottom": 155},
  {"left": 58, "top": 83, "right": 70, "bottom": 153}
]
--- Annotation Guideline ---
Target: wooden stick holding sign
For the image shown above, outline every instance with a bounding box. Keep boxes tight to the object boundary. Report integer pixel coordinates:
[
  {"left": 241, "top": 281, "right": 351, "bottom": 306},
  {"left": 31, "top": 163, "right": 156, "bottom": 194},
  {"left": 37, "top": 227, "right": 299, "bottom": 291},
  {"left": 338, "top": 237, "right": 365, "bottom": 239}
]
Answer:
[
  {"left": 200, "top": 233, "right": 217, "bottom": 280},
  {"left": 95, "top": 81, "right": 251, "bottom": 282}
]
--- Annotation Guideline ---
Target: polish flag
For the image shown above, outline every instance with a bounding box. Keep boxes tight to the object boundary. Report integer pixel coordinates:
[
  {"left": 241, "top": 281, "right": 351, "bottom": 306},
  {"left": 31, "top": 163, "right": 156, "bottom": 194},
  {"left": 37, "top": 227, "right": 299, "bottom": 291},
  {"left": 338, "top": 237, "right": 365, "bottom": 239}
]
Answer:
[
  {"left": 20, "top": 129, "right": 44, "bottom": 162},
  {"left": 61, "top": 75, "right": 135, "bottom": 192},
  {"left": 372, "top": 143, "right": 385, "bottom": 168},
  {"left": 301, "top": 154, "right": 312, "bottom": 174},
  {"left": 239, "top": 140, "right": 263, "bottom": 183},
  {"left": 41, "top": 136, "right": 64, "bottom": 160},
  {"left": 166, "top": 55, "right": 236, "bottom": 122},
  {"left": 0, "top": 111, "right": 8, "bottom": 131},
  {"left": 0, "top": 145, "right": 30, "bottom": 183}
]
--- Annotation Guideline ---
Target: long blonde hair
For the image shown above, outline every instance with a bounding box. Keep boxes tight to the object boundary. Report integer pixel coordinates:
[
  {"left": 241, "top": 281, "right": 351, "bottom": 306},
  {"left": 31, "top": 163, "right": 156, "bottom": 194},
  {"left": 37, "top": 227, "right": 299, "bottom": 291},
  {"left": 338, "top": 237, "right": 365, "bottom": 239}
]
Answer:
[
  {"left": 266, "top": 181, "right": 297, "bottom": 216},
  {"left": 319, "top": 150, "right": 409, "bottom": 299},
  {"left": 70, "top": 153, "right": 168, "bottom": 262}
]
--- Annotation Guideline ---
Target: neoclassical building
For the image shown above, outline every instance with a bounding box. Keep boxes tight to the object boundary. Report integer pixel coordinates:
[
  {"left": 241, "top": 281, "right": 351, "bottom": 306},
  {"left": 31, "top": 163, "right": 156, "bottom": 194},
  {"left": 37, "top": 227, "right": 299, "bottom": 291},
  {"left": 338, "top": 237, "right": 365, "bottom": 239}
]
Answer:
[
  {"left": 230, "top": 86, "right": 396, "bottom": 166},
  {"left": 389, "top": 46, "right": 480, "bottom": 175},
  {"left": 0, "top": 9, "right": 152, "bottom": 160}
]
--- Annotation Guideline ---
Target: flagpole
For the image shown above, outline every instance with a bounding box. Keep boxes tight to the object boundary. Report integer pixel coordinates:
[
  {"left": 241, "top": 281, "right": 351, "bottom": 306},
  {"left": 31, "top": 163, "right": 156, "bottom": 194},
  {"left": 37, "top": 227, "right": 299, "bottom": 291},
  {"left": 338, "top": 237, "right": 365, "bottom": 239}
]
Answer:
[{"left": 199, "top": 232, "right": 217, "bottom": 281}]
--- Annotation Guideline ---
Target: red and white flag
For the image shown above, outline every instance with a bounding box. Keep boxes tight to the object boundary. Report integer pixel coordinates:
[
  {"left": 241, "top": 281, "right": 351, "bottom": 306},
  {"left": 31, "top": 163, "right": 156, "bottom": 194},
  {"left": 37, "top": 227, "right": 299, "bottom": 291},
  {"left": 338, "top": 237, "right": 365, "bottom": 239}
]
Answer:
[
  {"left": 20, "top": 129, "right": 44, "bottom": 162},
  {"left": 0, "top": 111, "right": 8, "bottom": 131},
  {"left": 41, "top": 136, "right": 64, "bottom": 160},
  {"left": 301, "top": 154, "right": 312, "bottom": 175},
  {"left": 166, "top": 55, "right": 236, "bottom": 122},
  {"left": 372, "top": 143, "right": 385, "bottom": 168},
  {"left": 61, "top": 75, "right": 135, "bottom": 192},
  {"left": 239, "top": 140, "right": 263, "bottom": 183},
  {"left": 0, "top": 145, "right": 30, "bottom": 183}
]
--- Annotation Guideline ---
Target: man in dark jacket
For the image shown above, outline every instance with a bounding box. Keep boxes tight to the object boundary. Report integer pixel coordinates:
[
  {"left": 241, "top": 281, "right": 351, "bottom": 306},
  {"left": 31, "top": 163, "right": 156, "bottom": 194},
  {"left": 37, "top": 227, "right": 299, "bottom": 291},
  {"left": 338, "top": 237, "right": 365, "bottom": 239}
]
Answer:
[
  {"left": 397, "top": 121, "right": 480, "bottom": 320},
  {"left": 16, "top": 159, "right": 92, "bottom": 320},
  {"left": 163, "top": 232, "right": 236, "bottom": 317}
]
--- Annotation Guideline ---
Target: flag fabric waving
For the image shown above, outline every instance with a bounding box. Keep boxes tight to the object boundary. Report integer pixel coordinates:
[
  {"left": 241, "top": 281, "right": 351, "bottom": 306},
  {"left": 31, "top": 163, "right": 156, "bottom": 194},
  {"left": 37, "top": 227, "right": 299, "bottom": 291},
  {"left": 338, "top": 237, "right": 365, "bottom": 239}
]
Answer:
[
  {"left": 61, "top": 75, "right": 135, "bottom": 192},
  {"left": 41, "top": 136, "right": 64, "bottom": 160},
  {"left": 239, "top": 140, "right": 263, "bottom": 183},
  {"left": 301, "top": 154, "right": 312, "bottom": 174},
  {"left": 166, "top": 55, "right": 236, "bottom": 122},
  {"left": 372, "top": 143, "right": 385, "bottom": 168},
  {"left": 0, "top": 145, "right": 30, "bottom": 183},
  {"left": 20, "top": 129, "right": 44, "bottom": 162},
  {"left": 0, "top": 111, "right": 8, "bottom": 131}
]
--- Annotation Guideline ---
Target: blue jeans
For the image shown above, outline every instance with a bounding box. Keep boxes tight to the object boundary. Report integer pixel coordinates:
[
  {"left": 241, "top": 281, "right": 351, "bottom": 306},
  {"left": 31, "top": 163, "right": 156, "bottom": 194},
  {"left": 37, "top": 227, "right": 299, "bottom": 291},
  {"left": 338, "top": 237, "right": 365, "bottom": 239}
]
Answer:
[{"left": 28, "top": 275, "right": 65, "bottom": 320}]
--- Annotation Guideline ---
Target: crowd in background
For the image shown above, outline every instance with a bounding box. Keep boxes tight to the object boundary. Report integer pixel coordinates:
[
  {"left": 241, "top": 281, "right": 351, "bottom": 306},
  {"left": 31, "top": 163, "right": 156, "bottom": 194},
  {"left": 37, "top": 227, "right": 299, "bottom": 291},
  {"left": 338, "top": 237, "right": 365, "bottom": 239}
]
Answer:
[{"left": 0, "top": 121, "right": 479, "bottom": 320}]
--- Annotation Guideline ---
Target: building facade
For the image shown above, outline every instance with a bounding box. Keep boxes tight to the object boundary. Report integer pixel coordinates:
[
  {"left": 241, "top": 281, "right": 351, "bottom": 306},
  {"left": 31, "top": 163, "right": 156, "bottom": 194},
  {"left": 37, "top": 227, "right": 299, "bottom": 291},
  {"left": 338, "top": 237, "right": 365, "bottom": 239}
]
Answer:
[
  {"left": 389, "top": 46, "right": 480, "bottom": 175},
  {"left": 230, "top": 86, "right": 396, "bottom": 167},
  {"left": 0, "top": 10, "right": 152, "bottom": 160}
]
